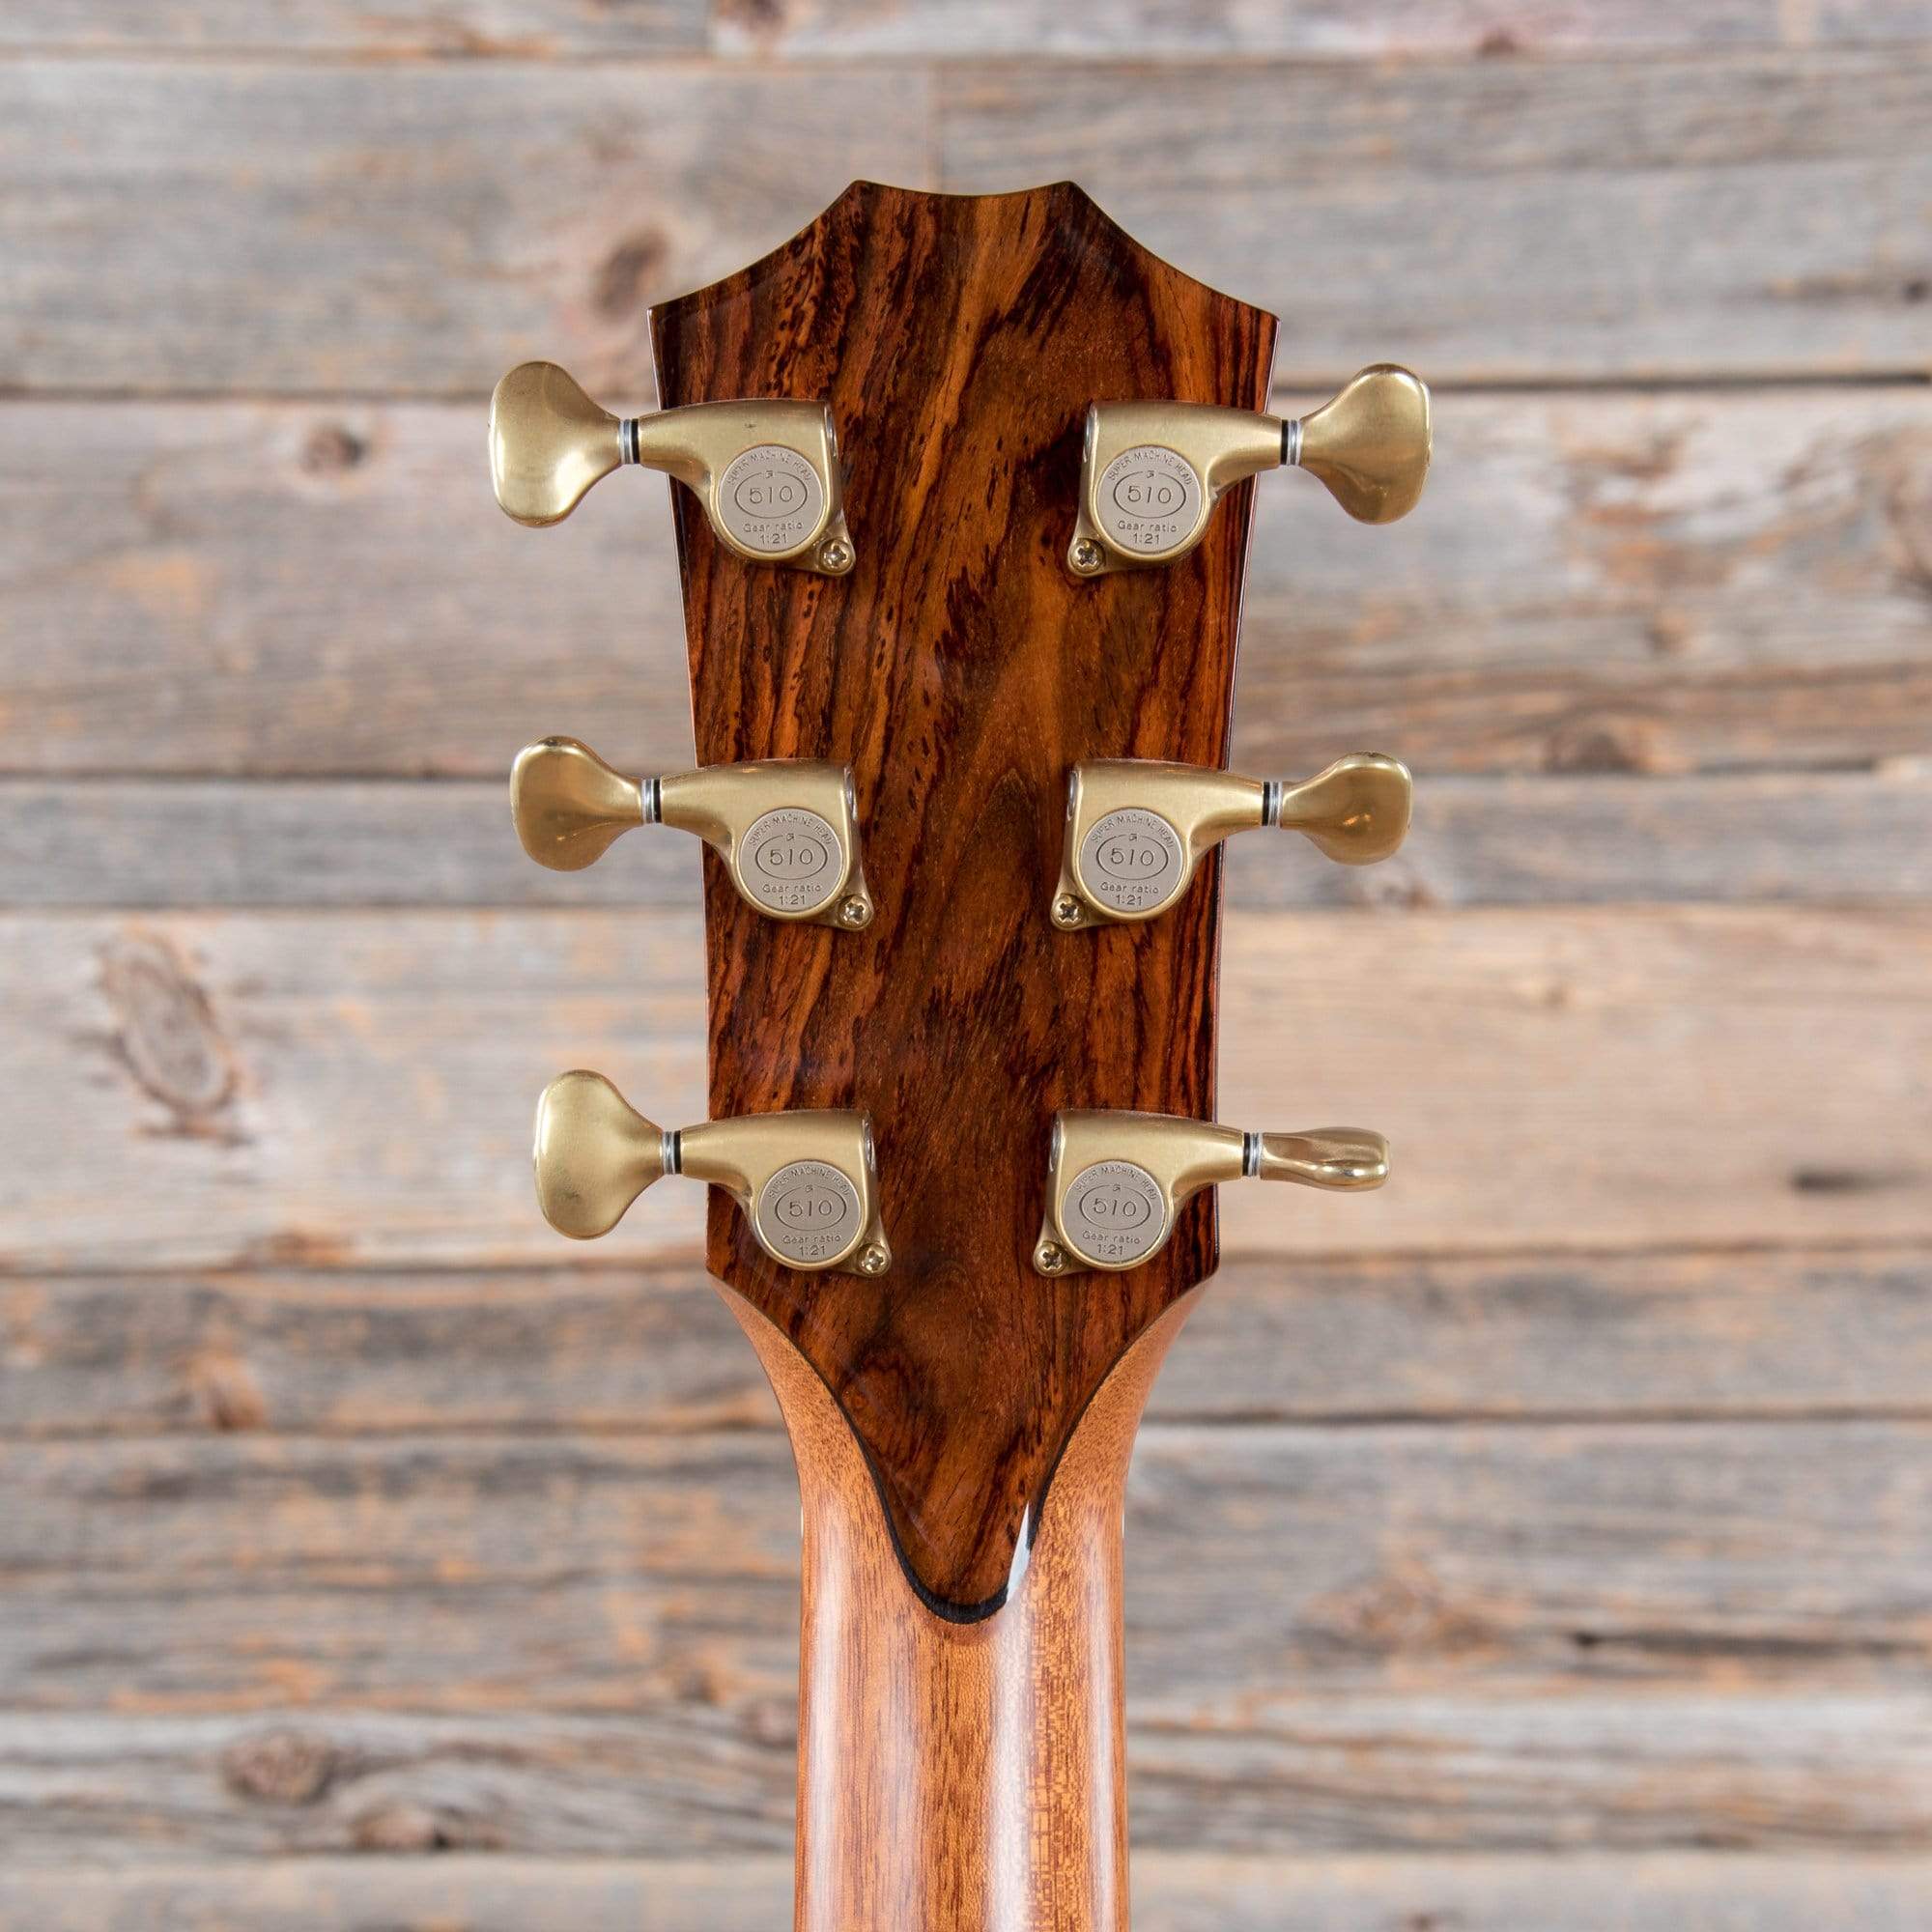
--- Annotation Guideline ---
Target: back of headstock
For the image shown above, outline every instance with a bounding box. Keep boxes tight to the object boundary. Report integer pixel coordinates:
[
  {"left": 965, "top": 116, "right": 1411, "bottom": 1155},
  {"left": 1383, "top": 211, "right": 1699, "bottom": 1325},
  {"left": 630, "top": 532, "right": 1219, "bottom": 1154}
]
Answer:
[
  {"left": 504, "top": 181, "right": 1426, "bottom": 1614},
  {"left": 659, "top": 182, "right": 1269, "bottom": 1614},
  {"left": 493, "top": 179, "right": 1431, "bottom": 1925}
]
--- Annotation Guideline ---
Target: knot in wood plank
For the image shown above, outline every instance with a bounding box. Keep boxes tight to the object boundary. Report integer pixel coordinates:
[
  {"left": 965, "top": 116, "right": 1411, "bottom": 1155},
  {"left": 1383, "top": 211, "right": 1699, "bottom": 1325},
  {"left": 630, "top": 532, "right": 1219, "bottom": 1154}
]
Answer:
[
  {"left": 99, "top": 930, "right": 238, "bottom": 1129},
  {"left": 221, "top": 1727, "right": 336, "bottom": 1806},
  {"left": 299, "top": 424, "right": 367, "bottom": 473}
]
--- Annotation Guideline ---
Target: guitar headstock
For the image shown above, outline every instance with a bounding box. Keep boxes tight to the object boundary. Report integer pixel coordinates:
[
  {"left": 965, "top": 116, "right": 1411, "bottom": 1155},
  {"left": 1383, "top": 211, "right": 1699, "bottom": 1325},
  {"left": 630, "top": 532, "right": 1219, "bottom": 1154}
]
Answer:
[{"left": 501, "top": 182, "right": 1426, "bottom": 1615}]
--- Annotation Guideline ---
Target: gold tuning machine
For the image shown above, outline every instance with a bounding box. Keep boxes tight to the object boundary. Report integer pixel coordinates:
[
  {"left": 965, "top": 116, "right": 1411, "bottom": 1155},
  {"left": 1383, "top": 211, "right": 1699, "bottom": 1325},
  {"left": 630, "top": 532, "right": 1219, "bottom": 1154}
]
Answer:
[
  {"left": 1067, "top": 364, "right": 1430, "bottom": 575},
  {"left": 511, "top": 737, "right": 873, "bottom": 929},
  {"left": 1034, "top": 1110, "right": 1387, "bottom": 1277},
  {"left": 1052, "top": 754, "right": 1411, "bottom": 928},
  {"left": 489, "top": 360, "right": 856, "bottom": 575},
  {"left": 533, "top": 1071, "right": 892, "bottom": 1274}
]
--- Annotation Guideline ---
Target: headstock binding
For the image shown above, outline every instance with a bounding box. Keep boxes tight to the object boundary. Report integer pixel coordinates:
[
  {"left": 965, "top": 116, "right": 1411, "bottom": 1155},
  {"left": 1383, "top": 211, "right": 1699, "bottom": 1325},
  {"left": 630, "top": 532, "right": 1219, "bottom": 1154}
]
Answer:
[{"left": 651, "top": 182, "right": 1274, "bottom": 1615}]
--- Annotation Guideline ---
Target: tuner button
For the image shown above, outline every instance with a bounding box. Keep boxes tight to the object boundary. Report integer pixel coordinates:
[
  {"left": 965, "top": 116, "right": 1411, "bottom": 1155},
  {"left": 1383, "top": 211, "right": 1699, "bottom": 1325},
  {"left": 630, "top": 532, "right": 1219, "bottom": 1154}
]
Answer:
[
  {"left": 1275, "top": 753, "right": 1412, "bottom": 866},
  {"left": 533, "top": 1071, "right": 666, "bottom": 1239},
  {"left": 1253, "top": 1128, "right": 1389, "bottom": 1191},
  {"left": 490, "top": 361, "right": 625, "bottom": 526},
  {"left": 1291, "top": 364, "right": 1432, "bottom": 525},
  {"left": 511, "top": 737, "right": 645, "bottom": 871}
]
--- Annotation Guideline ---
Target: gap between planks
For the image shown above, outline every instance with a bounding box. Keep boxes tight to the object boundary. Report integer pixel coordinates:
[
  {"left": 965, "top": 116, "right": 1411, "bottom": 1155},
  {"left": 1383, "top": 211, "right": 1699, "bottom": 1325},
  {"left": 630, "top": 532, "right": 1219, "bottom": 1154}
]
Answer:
[{"left": 7, "top": 1244, "right": 1929, "bottom": 1438}]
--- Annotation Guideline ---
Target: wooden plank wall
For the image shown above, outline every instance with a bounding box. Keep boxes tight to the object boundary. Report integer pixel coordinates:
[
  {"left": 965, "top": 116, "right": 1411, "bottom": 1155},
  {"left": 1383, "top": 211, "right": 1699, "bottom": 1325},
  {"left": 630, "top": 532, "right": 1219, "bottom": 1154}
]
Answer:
[{"left": 2, "top": 3, "right": 1930, "bottom": 1926}]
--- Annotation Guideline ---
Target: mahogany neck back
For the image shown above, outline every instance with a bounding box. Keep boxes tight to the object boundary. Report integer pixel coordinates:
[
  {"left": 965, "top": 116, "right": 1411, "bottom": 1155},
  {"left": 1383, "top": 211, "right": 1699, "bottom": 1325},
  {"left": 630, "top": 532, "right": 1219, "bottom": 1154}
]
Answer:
[{"left": 726, "top": 1284, "right": 1198, "bottom": 1932}]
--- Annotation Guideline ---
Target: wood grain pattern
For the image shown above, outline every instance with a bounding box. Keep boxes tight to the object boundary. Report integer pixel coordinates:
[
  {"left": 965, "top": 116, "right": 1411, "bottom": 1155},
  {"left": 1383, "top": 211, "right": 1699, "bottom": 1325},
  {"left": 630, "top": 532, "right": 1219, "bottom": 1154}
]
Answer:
[
  {"left": 10, "top": 1417, "right": 1932, "bottom": 1717},
  {"left": 0, "top": 62, "right": 931, "bottom": 395},
  {"left": 652, "top": 182, "right": 1274, "bottom": 1611},
  {"left": 6, "top": 1690, "right": 1930, "bottom": 1858},
  {"left": 943, "top": 52, "right": 1932, "bottom": 384},
  {"left": 15, "top": 0, "right": 1932, "bottom": 54},
  {"left": 728, "top": 1287, "right": 1195, "bottom": 1931},
  {"left": 5, "top": 14, "right": 1930, "bottom": 1915},
  {"left": 7, "top": 906, "right": 1926, "bottom": 1272},
  {"left": 713, "top": 0, "right": 1932, "bottom": 54},
  {"left": 5, "top": 1856, "right": 1932, "bottom": 1932},
  {"left": 12, "top": 1245, "right": 1930, "bottom": 1438},
  {"left": 7, "top": 1422, "right": 1932, "bottom": 1850},
  {"left": 7, "top": 385, "right": 1925, "bottom": 781},
  {"left": 5, "top": 56, "right": 1930, "bottom": 391},
  {"left": 0, "top": 0, "right": 705, "bottom": 53}
]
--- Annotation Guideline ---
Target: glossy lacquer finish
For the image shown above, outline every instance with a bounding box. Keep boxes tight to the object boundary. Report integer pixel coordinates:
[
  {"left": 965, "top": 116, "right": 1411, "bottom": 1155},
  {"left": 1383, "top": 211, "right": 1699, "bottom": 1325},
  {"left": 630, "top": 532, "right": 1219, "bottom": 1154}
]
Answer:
[
  {"left": 652, "top": 182, "right": 1273, "bottom": 1614},
  {"left": 728, "top": 1282, "right": 1198, "bottom": 1932},
  {"left": 648, "top": 183, "right": 1274, "bottom": 1932}
]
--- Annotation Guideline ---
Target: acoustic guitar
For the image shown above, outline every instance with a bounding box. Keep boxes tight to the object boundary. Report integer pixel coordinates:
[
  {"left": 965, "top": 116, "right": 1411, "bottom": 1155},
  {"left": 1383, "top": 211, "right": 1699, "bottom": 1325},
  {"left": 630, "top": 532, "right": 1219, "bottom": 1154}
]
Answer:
[{"left": 489, "top": 180, "right": 1429, "bottom": 1932}]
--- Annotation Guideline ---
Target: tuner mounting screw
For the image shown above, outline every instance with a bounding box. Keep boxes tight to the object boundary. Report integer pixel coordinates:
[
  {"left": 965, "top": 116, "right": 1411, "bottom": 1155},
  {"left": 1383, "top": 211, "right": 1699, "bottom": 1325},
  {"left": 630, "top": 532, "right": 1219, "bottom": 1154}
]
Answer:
[
  {"left": 1052, "top": 895, "right": 1084, "bottom": 927},
  {"left": 1036, "top": 1240, "right": 1066, "bottom": 1275},
  {"left": 858, "top": 1243, "right": 890, "bottom": 1276},
  {"left": 816, "top": 537, "right": 853, "bottom": 575},
  {"left": 1070, "top": 537, "right": 1104, "bottom": 574},
  {"left": 838, "top": 894, "right": 872, "bottom": 929}
]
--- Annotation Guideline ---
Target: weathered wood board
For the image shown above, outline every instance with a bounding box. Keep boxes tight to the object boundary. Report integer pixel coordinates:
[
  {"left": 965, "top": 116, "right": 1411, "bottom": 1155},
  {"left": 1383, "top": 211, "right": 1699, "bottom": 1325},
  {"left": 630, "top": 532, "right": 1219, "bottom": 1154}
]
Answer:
[
  {"left": 943, "top": 52, "right": 1932, "bottom": 383},
  {"left": 0, "top": 62, "right": 932, "bottom": 395},
  {"left": 14, "top": 0, "right": 1932, "bottom": 54},
  {"left": 3, "top": 56, "right": 1929, "bottom": 390},
  {"left": 4, "top": 1856, "right": 1932, "bottom": 1932},
  {"left": 4, "top": 906, "right": 1925, "bottom": 1271},
  {"left": 8, "top": 1419, "right": 1932, "bottom": 1717},
  {"left": 6, "top": 387, "right": 1926, "bottom": 779},
  {"left": 1, "top": 1688, "right": 1929, "bottom": 1856},
  {"left": 0, "top": 0, "right": 705, "bottom": 53},
  {"left": 711, "top": 0, "right": 1932, "bottom": 53},
  {"left": 5, "top": 1423, "right": 1932, "bottom": 1858}
]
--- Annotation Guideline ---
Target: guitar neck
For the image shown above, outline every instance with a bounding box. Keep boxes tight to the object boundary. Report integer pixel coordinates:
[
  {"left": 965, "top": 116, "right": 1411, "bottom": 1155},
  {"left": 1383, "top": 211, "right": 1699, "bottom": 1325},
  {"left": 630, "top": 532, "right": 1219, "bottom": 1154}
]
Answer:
[{"left": 727, "top": 1286, "right": 1197, "bottom": 1932}]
